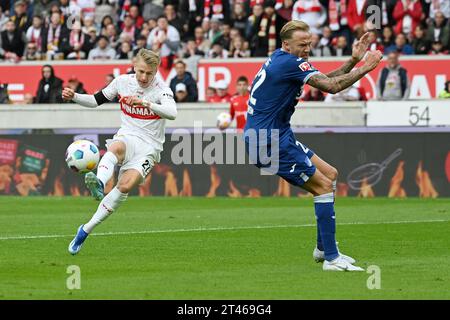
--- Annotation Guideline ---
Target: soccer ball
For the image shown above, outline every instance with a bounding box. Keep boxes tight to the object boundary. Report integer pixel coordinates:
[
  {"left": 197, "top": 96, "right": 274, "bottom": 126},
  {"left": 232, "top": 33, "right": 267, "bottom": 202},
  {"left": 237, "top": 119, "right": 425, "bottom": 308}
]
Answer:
[
  {"left": 216, "top": 112, "right": 232, "bottom": 130},
  {"left": 65, "top": 140, "right": 100, "bottom": 174}
]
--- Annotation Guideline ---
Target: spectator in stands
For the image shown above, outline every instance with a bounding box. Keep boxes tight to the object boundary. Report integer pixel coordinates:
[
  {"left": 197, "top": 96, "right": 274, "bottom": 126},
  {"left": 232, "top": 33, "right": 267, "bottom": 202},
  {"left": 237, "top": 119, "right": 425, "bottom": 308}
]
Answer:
[
  {"left": 327, "top": 0, "right": 352, "bottom": 43},
  {"left": 142, "top": 0, "right": 164, "bottom": 21},
  {"left": 0, "top": 20, "right": 25, "bottom": 61},
  {"left": 214, "top": 23, "right": 232, "bottom": 50},
  {"left": 81, "top": 14, "right": 96, "bottom": 35},
  {"left": 62, "top": 20, "right": 90, "bottom": 59},
  {"left": 129, "top": 4, "right": 145, "bottom": 29},
  {"left": 229, "top": 36, "right": 250, "bottom": 57},
  {"left": 0, "top": 7, "right": 9, "bottom": 32},
  {"left": 173, "top": 82, "right": 189, "bottom": 102},
  {"left": 245, "top": 3, "right": 263, "bottom": 41},
  {"left": 429, "top": 40, "right": 449, "bottom": 55},
  {"left": 66, "top": 75, "right": 87, "bottom": 96},
  {"left": 100, "top": 15, "right": 115, "bottom": 35},
  {"left": 214, "top": 79, "right": 232, "bottom": 102},
  {"left": 33, "top": 0, "right": 53, "bottom": 19},
  {"left": 208, "top": 42, "right": 228, "bottom": 58},
  {"left": 0, "top": 83, "right": 10, "bottom": 104},
  {"left": 147, "top": 15, "right": 180, "bottom": 69},
  {"left": 427, "top": 0, "right": 450, "bottom": 20},
  {"left": 347, "top": 0, "right": 368, "bottom": 36},
  {"left": 303, "top": 87, "right": 325, "bottom": 101},
  {"left": 333, "top": 35, "right": 352, "bottom": 56},
  {"left": 205, "top": 86, "right": 219, "bottom": 102},
  {"left": 376, "top": 52, "right": 410, "bottom": 101},
  {"left": 203, "top": 0, "right": 231, "bottom": 23},
  {"left": 392, "top": 0, "right": 422, "bottom": 38},
  {"left": 169, "top": 60, "right": 199, "bottom": 102},
  {"left": 207, "top": 17, "right": 223, "bottom": 44},
  {"left": 104, "top": 24, "right": 120, "bottom": 50},
  {"left": 35, "top": 64, "right": 63, "bottom": 103},
  {"left": 23, "top": 41, "right": 42, "bottom": 60},
  {"left": 231, "top": 2, "right": 248, "bottom": 36},
  {"left": 133, "top": 35, "right": 148, "bottom": 56},
  {"left": 426, "top": 11, "right": 449, "bottom": 48},
  {"left": 88, "top": 35, "right": 116, "bottom": 60},
  {"left": 277, "top": 0, "right": 294, "bottom": 22},
  {"left": 248, "top": 0, "right": 284, "bottom": 57},
  {"left": 26, "top": 15, "right": 43, "bottom": 49},
  {"left": 116, "top": 40, "right": 133, "bottom": 59},
  {"left": 60, "top": 0, "right": 81, "bottom": 20},
  {"left": 310, "top": 33, "right": 333, "bottom": 57},
  {"left": 194, "top": 26, "right": 211, "bottom": 53},
  {"left": 385, "top": 33, "right": 414, "bottom": 55},
  {"left": 292, "top": 0, "right": 326, "bottom": 35},
  {"left": 438, "top": 80, "right": 450, "bottom": 99},
  {"left": 10, "top": 1, "right": 30, "bottom": 34},
  {"left": 229, "top": 76, "right": 250, "bottom": 130},
  {"left": 120, "top": 14, "right": 140, "bottom": 44},
  {"left": 381, "top": 26, "right": 395, "bottom": 48},
  {"left": 164, "top": 4, "right": 184, "bottom": 37},
  {"left": 412, "top": 25, "right": 431, "bottom": 54},
  {"left": 367, "top": 30, "right": 384, "bottom": 52},
  {"left": 41, "top": 11, "right": 69, "bottom": 60},
  {"left": 183, "top": 37, "right": 206, "bottom": 58}
]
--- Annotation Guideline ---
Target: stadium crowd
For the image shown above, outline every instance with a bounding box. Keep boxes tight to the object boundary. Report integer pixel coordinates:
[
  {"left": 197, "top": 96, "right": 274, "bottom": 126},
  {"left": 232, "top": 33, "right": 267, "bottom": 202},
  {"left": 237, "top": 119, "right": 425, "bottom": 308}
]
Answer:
[{"left": 0, "top": 0, "right": 449, "bottom": 106}]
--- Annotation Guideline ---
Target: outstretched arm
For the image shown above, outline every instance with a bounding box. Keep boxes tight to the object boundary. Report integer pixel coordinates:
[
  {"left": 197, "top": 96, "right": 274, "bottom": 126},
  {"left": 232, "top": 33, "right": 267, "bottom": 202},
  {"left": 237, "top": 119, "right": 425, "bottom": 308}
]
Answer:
[
  {"left": 325, "top": 32, "right": 371, "bottom": 78},
  {"left": 308, "top": 50, "right": 383, "bottom": 94},
  {"left": 62, "top": 88, "right": 111, "bottom": 108}
]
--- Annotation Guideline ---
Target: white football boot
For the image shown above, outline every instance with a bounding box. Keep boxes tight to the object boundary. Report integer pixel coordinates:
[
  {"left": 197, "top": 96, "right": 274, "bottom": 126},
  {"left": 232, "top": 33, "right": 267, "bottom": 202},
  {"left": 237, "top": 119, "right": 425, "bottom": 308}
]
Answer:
[
  {"left": 313, "top": 243, "right": 356, "bottom": 264},
  {"left": 323, "top": 255, "right": 364, "bottom": 271}
]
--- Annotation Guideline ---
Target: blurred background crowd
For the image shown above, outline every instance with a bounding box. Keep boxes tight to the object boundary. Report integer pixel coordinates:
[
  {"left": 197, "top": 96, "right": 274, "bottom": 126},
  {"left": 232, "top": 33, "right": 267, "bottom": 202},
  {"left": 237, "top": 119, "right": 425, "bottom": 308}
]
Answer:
[{"left": 0, "top": 0, "right": 449, "bottom": 108}]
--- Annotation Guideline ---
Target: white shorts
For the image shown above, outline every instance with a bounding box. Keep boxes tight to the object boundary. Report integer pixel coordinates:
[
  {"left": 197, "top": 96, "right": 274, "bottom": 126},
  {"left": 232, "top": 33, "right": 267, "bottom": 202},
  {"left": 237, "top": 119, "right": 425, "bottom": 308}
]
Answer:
[{"left": 106, "top": 134, "right": 160, "bottom": 183}]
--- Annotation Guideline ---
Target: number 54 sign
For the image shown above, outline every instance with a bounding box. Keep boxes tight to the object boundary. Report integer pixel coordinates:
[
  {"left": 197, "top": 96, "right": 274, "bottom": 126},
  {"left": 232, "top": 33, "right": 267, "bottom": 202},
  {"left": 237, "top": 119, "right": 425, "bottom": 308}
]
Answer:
[{"left": 366, "top": 100, "right": 450, "bottom": 126}]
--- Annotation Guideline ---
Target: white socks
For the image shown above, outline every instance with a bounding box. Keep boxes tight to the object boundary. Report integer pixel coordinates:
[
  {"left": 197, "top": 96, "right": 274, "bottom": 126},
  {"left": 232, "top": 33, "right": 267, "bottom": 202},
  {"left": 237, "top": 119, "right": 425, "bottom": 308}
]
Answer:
[
  {"left": 83, "top": 187, "right": 128, "bottom": 234},
  {"left": 97, "top": 151, "right": 118, "bottom": 187}
]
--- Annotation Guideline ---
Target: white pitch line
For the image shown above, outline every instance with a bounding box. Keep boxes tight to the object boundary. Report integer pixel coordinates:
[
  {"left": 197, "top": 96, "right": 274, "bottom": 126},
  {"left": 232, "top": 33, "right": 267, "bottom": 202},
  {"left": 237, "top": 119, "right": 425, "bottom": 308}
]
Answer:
[{"left": 0, "top": 219, "right": 448, "bottom": 241}]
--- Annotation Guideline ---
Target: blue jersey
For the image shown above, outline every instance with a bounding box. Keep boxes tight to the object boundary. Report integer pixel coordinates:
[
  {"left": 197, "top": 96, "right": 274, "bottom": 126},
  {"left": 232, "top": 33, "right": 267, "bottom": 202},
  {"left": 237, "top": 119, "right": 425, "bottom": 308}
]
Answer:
[{"left": 244, "top": 49, "right": 319, "bottom": 143}]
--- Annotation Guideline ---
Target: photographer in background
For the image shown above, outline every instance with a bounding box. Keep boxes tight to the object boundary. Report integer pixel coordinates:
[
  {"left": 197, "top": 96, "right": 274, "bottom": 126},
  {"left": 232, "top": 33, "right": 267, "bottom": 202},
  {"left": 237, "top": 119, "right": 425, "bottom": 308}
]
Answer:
[{"left": 0, "top": 83, "right": 11, "bottom": 104}]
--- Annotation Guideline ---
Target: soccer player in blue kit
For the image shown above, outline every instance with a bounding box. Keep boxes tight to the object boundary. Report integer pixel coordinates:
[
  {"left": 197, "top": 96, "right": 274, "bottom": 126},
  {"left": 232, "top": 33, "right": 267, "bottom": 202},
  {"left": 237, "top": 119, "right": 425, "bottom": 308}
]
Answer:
[{"left": 244, "top": 20, "right": 382, "bottom": 271}]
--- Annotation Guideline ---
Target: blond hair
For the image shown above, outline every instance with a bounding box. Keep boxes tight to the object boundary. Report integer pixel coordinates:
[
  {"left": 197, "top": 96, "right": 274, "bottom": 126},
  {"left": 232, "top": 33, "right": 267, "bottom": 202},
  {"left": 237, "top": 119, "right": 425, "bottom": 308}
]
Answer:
[
  {"left": 136, "top": 48, "right": 161, "bottom": 70},
  {"left": 280, "top": 20, "right": 310, "bottom": 42}
]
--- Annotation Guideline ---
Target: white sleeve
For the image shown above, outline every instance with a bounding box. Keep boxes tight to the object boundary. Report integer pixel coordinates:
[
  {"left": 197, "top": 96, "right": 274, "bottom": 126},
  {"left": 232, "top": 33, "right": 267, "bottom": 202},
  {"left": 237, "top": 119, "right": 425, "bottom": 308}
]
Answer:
[
  {"left": 145, "top": 87, "right": 177, "bottom": 120},
  {"left": 73, "top": 93, "right": 99, "bottom": 108},
  {"left": 102, "top": 77, "right": 119, "bottom": 101}
]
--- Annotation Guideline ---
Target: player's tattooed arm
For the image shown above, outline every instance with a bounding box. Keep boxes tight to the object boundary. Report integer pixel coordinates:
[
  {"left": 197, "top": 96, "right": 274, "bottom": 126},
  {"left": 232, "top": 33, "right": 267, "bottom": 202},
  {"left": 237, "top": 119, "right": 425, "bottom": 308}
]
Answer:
[
  {"left": 324, "top": 58, "right": 358, "bottom": 78},
  {"left": 325, "top": 32, "right": 371, "bottom": 78},
  {"left": 308, "top": 50, "right": 383, "bottom": 94}
]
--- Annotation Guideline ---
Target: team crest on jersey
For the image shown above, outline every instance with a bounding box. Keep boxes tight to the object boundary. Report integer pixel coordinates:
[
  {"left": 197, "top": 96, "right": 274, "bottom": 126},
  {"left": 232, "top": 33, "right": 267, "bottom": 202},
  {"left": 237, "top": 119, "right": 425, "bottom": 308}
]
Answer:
[{"left": 299, "top": 62, "right": 312, "bottom": 72}]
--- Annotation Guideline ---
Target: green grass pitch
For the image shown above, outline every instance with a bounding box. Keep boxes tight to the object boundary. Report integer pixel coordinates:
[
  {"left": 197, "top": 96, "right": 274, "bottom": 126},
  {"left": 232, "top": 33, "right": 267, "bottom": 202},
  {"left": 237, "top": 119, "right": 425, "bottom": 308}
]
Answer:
[{"left": 0, "top": 196, "right": 449, "bottom": 299}]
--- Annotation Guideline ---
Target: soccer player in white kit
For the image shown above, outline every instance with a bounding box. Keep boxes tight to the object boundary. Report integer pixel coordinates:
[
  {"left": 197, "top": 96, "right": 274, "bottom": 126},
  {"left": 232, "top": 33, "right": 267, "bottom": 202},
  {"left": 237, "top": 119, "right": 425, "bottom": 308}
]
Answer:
[{"left": 62, "top": 49, "right": 177, "bottom": 255}]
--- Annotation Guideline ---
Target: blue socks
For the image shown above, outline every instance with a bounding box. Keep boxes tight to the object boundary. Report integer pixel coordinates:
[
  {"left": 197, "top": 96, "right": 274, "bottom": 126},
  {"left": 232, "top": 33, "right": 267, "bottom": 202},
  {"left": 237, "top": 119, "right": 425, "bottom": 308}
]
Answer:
[{"left": 314, "top": 192, "right": 338, "bottom": 261}]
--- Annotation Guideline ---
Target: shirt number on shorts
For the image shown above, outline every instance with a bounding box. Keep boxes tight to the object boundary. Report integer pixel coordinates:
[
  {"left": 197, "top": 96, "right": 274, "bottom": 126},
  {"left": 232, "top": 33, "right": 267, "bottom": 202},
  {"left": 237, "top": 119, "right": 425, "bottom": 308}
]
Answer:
[{"left": 142, "top": 160, "right": 152, "bottom": 176}]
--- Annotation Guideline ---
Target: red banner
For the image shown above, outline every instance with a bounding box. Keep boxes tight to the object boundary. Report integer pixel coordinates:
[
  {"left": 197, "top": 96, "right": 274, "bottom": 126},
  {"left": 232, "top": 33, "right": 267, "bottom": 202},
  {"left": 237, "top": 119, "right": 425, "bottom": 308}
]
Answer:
[
  {"left": 0, "top": 57, "right": 449, "bottom": 102},
  {"left": 0, "top": 139, "right": 18, "bottom": 165}
]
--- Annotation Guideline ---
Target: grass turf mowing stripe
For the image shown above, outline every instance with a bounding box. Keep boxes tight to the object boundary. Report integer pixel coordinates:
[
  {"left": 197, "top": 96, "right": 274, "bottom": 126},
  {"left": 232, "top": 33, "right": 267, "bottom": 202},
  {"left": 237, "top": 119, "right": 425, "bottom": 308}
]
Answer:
[{"left": 0, "top": 218, "right": 447, "bottom": 241}]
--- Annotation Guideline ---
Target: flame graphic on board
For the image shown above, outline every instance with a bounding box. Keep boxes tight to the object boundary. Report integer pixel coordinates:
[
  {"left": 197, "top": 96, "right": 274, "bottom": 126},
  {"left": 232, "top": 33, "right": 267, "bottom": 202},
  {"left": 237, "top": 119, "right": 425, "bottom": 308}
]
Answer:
[
  {"left": 179, "top": 169, "right": 192, "bottom": 197},
  {"left": 274, "top": 178, "right": 290, "bottom": 197},
  {"left": 206, "top": 166, "right": 221, "bottom": 198},
  {"left": 416, "top": 161, "right": 438, "bottom": 198},
  {"left": 357, "top": 177, "right": 375, "bottom": 198},
  {"left": 388, "top": 161, "right": 407, "bottom": 198}
]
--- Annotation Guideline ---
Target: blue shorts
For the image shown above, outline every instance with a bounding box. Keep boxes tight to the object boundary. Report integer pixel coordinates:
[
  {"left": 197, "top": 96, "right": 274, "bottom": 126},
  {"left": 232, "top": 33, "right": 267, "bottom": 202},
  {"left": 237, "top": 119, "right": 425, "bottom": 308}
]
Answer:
[
  {"left": 246, "top": 134, "right": 316, "bottom": 187},
  {"left": 276, "top": 135, "right": 316, "bottom": 187}
]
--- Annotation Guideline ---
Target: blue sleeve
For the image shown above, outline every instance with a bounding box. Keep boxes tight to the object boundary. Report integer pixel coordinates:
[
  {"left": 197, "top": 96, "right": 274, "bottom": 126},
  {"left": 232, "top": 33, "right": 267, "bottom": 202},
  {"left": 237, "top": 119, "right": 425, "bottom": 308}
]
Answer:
[{"left": 284, "top": 57, "right": 320, "bottom": 84}]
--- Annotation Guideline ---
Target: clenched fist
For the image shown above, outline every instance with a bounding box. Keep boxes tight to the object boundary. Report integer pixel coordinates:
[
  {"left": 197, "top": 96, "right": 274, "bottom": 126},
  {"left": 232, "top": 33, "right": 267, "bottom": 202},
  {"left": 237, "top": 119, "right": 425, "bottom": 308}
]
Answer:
[
  {"left": 364, "top": 50, "right": 383, "bottom": 71},
  {"left": 62, "top": 87, "right": 75, "bottom": 101}
]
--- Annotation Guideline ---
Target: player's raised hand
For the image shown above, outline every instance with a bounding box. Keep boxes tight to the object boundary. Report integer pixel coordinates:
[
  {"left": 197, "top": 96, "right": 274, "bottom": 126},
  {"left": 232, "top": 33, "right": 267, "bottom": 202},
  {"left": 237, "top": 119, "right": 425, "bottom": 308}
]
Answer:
[
  {"left": 119, "top": 96, "right": 143, "bottom": 106},
  {"left": 352, "top": 32, "right": 371, "bottom": 61},
  {"left": 364, "top": 50, "right": 383, "bottom": 71},
  {"left": 62, "top": 87, "right": 75, "bottom": 101}
]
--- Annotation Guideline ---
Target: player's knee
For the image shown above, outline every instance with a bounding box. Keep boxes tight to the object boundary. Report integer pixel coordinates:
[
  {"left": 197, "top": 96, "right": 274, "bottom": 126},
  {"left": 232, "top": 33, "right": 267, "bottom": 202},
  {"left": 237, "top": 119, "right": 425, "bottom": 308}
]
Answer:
[
  {"left": 117, "top": 180, "right": 132, "bottom": 194},
  {"left": 319, "top": 179, "right": 334, "bottom": 194},
  {"left": 329, "top": 167, "right": 338, "bottom": 181}
]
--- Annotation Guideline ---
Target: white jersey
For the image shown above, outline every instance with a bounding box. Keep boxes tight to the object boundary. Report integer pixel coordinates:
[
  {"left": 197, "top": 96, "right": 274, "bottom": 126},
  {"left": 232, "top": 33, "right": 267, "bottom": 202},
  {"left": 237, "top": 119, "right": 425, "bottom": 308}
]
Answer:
[{"left": 102, "top": 74, "right": 175, "bottom": 153}]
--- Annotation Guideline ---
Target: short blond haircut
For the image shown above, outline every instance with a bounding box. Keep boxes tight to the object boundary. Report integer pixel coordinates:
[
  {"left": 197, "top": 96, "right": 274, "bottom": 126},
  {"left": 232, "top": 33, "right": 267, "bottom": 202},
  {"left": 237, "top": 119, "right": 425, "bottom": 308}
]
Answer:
[
  {"left": 136, "top": 48, "right": 161, "bottom": 70},
  {"left": 280, "top": 20, "right": 310, "bottom": 42}
]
